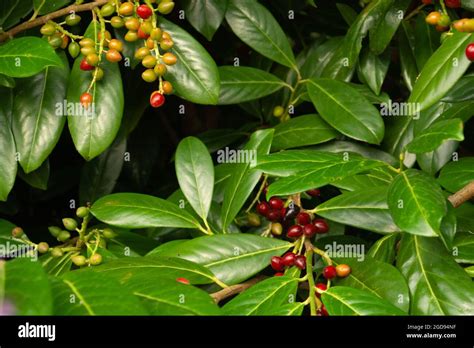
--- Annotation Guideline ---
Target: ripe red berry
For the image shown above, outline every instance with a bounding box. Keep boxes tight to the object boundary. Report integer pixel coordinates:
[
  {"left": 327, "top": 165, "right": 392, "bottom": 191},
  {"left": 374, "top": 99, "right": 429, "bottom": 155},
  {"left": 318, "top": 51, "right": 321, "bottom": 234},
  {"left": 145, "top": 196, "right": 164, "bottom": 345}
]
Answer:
[
  {"left": 80, "top": 58, "right": 94, "bottom": 71},
  {"left": 294, "top": 255, "right": 306, "bottom": 270},
  {"left": 466, "top": 43, "right": 474, "bottom": 61},
  {"left": 287, "top": 225, "right": 303, "bottom": 238},
  {"left": 176, "top": 277, "right": 190, "bottom": 285},
  {"left": 281, "top": 252, "right": 296, "bottom": 266},
  {"left": 323, "top": 265, "right": 337, "bottom": 280},
  {"left": 274, "top": 272, "right": 284, "bottom": 277},
  {"left": 256, "top": 201, "right": 270, "bottom": 216},
  {"left": 306, "top": 188, "right": 321, "bottom": 197},
  {"left": 270, "top": 256, "right": 284, "bottom": 271},
  {"left": 137, "top": 28, "right": 150, "bottom": 39},
  {"left": 267, "top": 209, "right": 282, "bottom": 222},
  {"left": 80, "top": 92, "right": 93, "bottom": 107},
  {"left": 136, "top": 4, "right": 153, "bottom": 19},
  {"left": 303, "top": 223, "right": 317, "bottom": 237},
  {"left": 150, "top": 91, "right": 165, "bottom": 108},
  {"left": 445, "top": 0, "right": 461, "bottom": 8},
  {"left": 313, "top": 219, "right": 329, "bottom": 234},
  {"left": 315, "top": 283, "right": 327, "bottom": 297},
  {"left": 296, "top": 212, "right": 311, "bottom": 225},
  {"left": 269, "top": 197, "right": 284, "bottom": 210}
]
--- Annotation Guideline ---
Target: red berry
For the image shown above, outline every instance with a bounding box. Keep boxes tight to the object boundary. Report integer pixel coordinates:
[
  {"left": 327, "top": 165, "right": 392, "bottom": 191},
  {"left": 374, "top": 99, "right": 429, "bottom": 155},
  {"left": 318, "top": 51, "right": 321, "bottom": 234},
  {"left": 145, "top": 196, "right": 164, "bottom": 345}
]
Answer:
[
  {"left": 466, "top": 43, "right": 474, "bottom": 61},
  {"left": 281, "top": 252, "right": 296, "bottom": 266},
  {"left": 422, "top": 0, "right": 432, "bottom": 4},
  {"left": 80, "top": 58, "right": 94, "bottom": 71},
  {"left": 317, "top": 305, "right": 329, "bottom": 316},
  {"left": 287, "top": 225, "right": 303, "bottom": 238},
  {"left": 306, "top": 188, "right": 321, "bottom": 197},
  {"left": 80, "top": 92, "right": 93, "bottom": 107},
  {"left": 256, "top": 202, "right": 270, "bottom": 216},
  {"left": 137, "top": 28, "right": 150, "bottom": 39},
  {"left": 136, "top": 4, "right": 153, "bottom": 19},
  {"left": 274, "top": 272, "right": 284, "bottom": 277},
  {"left": 296, "top": 212, "right": 311, "bottom": 225},
  {"left": 294, "top": 255, "right": 306, "bottom": 270},
  {"left": 269, "top": 197, "right": 284, "bottom": 210},
  {"left": 313, "top": 219, "right": 329, "bottom": 234},
  {"left": 323, "top": 265, "right": 337, "bottom": 280},
  {"left": 267, "top": 209, "right": 282, "bottom": 222},
  {"left": 270, "top": 256, "right": 284, "bottom": 271},
  {"left": 445, "top": 0, "right": 461, "bottom": 8},
  {"left": 176, "top": 277, "right": 190, "bottom": 285},
  {"left": 315, "top": 283, "right": 327, "bottom": 298},
  {"left": 150, "top": 91, "right": 165, "bottom": 108},
  {"left": 303, "top": 223, "right": 317, "bottom": 237}
]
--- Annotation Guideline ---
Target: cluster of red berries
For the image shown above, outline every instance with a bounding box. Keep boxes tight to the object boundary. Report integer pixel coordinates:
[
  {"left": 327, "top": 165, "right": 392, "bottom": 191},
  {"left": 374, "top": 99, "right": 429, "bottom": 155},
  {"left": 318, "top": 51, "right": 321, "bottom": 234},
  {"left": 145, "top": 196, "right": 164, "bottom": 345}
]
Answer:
[{"left": 271, "top": 252, "right": 307, "bottom": 273}]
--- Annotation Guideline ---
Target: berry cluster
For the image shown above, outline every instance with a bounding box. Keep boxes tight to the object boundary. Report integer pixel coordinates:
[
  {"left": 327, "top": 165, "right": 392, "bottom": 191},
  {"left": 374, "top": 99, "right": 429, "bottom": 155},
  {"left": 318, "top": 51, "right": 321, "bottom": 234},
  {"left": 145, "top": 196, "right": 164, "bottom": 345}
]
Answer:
[{"left": 271, "top": 252, "right": 307, "bottom": 273}]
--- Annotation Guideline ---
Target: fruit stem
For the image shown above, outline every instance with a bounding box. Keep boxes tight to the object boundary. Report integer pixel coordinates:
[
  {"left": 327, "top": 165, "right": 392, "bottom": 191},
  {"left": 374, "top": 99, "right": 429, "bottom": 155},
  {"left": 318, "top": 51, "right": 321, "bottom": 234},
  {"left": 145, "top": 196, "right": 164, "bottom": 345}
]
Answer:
[
  {"left": 245, "top": 174, "right": 268, "bottom": 213},
  {"left": 304, "top": 241, "right": 317, "bottom": 316},
  {"left": 76, "top": 213, "right": 91, "bottom": 240},
  {"left": 440, "top": 0, "right": 449, "bottom": 16},
  {"left": 52, "top": 21, "right": 84, "bottom": 40}
]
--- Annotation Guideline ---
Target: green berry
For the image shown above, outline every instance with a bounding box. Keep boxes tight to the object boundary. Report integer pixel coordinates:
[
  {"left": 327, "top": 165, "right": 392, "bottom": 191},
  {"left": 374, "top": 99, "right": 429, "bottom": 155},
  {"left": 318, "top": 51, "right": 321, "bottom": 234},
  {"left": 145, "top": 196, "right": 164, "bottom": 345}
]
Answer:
[
  {"left": 37, "top": 242, "right": 49, "bottom": 254},
  {"left": 142, "top": 69, "right": 157, "bottom": 82},
  {"left": 68, "top": 41, "right": 80, "bottom": 58},
  {"left": 247, "top": 213, "right": 261, "bottom": 227},
  {"left": 102, "top": 228, "right": 117, "bottom": 239},
  {"left": 40, "top": 23, "right": 56, "bottom": 36},
  {"left": 48, "top": 226, "right": 62, "bottom": 237},
  {"left": 110, "top": 16, "right": 124, "bottom": 28},
  {"left": 100, "top": 3, "right": 116, "bottom": 17},
  {"left": 158, "top": 1, "right": 175, "bottom": 15},
  {"left": 71, "top": 255, "right": 86, "bottom": 267},
  {"left": 273, "top": 106, "right": 285, "bottom": 118},
  {"left": 62, "top": 218, "right": 78, "bottom": 231},
  {"left": 58, "top": 230, "right": 71, "bottom": 242},
  {"left": 48, "top": 34, "right": 63, "bottom": 49},
  {"left": 89, "top": 253, "right": 103, "bottom": 266},
  {"left": 51, "top": 248, "right": 64, "bottom": 258},
  {"left": 438, "top": 14, "right": 451, "bottom": 27},
  {"left": 76, "top": 206, "right": 89, "bottom": 218},
  {"left": 11, "top": 227, "right": 24, "bottom": 238},
  {"left": 65, "top": 13, "right": 81, "bottom": 26}
]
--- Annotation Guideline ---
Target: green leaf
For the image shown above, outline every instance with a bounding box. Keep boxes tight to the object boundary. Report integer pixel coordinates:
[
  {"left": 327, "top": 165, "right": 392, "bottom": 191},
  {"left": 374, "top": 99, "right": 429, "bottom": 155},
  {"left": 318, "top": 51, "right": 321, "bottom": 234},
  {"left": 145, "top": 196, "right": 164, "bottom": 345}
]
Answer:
[
  {"left": 315, "top": 187, "right": 401, "bottom": 234},
  {"left": 406, "top": 119, "right": 464, "bottom": 154},
  {"left": 196, "top": 128, "right": 246, "bottom": 153},
  {"left": 67, "top": 22, "right": 124, "bottom": 161},
  {"left": 225, "top": 0, "right": 296, "bottom": 68},
  {"left": 0, "top": 37, "right": 63, "bottom": 77},
  {"left": 453, "top": 233, "right": 474, "bottom": 264},
  {"left": 387, "top": 169, "right": 447, "bottom": 237},
  {"left": 408, "top": 31, "right": 474, "bottom": 112},
  {"left": 321, "top": 286, "right": 405, "bottom": 315},
  {"left": 382, "top": 116, "right": 416, "bottom": 168},
  {"left": 331, "top": 172, "right": 391, "bottom": 192},
  {"left": 51, "top": 271, "right": 147, "bottom": 315},
  {"left": 417, "top": 140, "right": 459, "bottom": 176},
  {"left": 300, "top": 37, "right": 343, "bottom": 80},
  {"left": 222, "top": 276, "right": 298, "bottom": 315},
  {"left": 261, "top": 302, "right": 304, "bottom": 316},
  {"left": 414, "top": 14, "right": 440, "bottom": 71},
  {"left": 307, "top": 78, "right": 384, "bottom": 144},
  {"left": 220, "top": 129, "right": 273, "bottom": 230},
  {"left": 438, "top": 158, "right": 474, "bottom": 193},
  {"left": 0, "top": 73, "right": 15, "bottom": 88},
  {"left": 90, "top": 193, "right": 203, "bottom": 230},
  {"left": 0, "top": 88, "right": 16, "bottom": 201},
  {"left": 271, "top": 114, "right": 338, "bottom": 151},
  {"left": 398, "top": 21, "right": 418, "bottom": 91},
  {"left": 217, "top": 66, "right": 286, "bottom": 105},
  {"left": 333, "top": 257, "right": 409, "bottom": 312},
  {"left": 0, "top": 259, "right": 53, "bottom": 315},
  {"left": 397, "top": 234, "right": 474, "bottom": 315},
  {"left": 357, "top": 47, "right": 390, "bottom": 95},
  {"left": 369, "top": 0, "right": 411, "bottom": 54},
  {"left": 12, "top": 52, "right": 69, "bottom": 173},
  {"left": 90, "top": 256, "right": 219, "bottom": 285},
  {"left": 149, "top": 234, "right": 292, "bottom": 285},
  {"left": 79, "top": 136, "right": 126, "bottom": 205},
  {"left": 367, "top": 233, "right": 399, "bottom": 263},
  {"left": 456, "top": 202, "right": 474, "bottom": 233},
  {"left": 34, "top": 0, "right": 72, "bottom": 15},
  {"left": 321, "top": 0, "right": 393, "bottom": 81},
  {"left": 159, "top": 18, "right": 220, "bottom": 104},
  {"left": 336, "top": 3, "right": 357, "bottom": 25},
  {"left": 181, "top": 0, "right": 228, "bottom": 41},
  {"left": 17, "top": 159, "right": 49, "bottom": 190},
  {"left": 462, "top": 0, "right": 474, "bottom": 11},
  {"left": 441, "top": 75, "right": 474, "bottom": 102},
  {"left": 175, "top": 137, "right": 214, "bottom": 220}
]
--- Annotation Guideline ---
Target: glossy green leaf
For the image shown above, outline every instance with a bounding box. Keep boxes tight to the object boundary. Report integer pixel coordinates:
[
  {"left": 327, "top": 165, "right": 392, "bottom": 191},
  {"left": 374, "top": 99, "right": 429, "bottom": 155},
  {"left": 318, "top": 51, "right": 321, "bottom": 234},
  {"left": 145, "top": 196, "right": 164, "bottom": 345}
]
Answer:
[
  {"left": 222, "top": 276, "right": 298, "bottom": 315},
  {"left": 441, "top": 75, "right": 474, "bottom": 102},
  {"left": 300, "top": 37, "right": 343, "bottom": 80},
  {"left": 34, "top": 0, "right": 72, "bottom": 15},
  {"left": 387, "top": 169, "right": 447, "bottom": 237},
  {"left": 382, "top": 116, "right": 416, "bottom": 168},
  {"left": 176, "top": 137, "right": 214, "bottom": 220},
  {"left": 315, "top": 187, "right": 401, "bottom": 234},
  {"left": 308, "top": 78, "right": 384, "bottom": 144},
  {"left": 417, "top": 140, "right": 459, "bottom": 176},
  {"left": 12, "top": 52, "right": 69, "bottom": 173},
  {"left": 262, "top": 302, "right": 304, "bottom": 316},
  {"left": 367, "top": 233, "right": 399, "bottom": 263},
  {"left": 462, "top": 0, "right": 474, "bottom": 10},
  {"left": 1, "top": 0, "right": 31, "bottom": 30},
  {"left": 90, "top": 193, "right": 203, "bottom": 230},
  {"left": 336, "top": 3, "right": 357, "bottom": 25},
  {"left": 0, "top": 259, "right": 52, "bottom": 315},
  {"left": 438, "top": 158, "right": 474, "bottom": 193},
  {"left": 181, "top": 0, "right": 228, "bottom": 41},
  {"left": 0, "top": 37, "right": 63, "bottom": 77},
  {"left": 225, "top": 0, "right": 296, "bottom": 68},
  {"left": 456, "top": 202, "right": 474, "bottom": 233},
  {"left": 0, "top": 74, "right": 15, "bottom": 88},
  {"left": 397, "top": 234, "right": 474, "bottom": 315},
  {"left": 218, "top": 66, "right": 286, "bottom": 105},
  {"left": 321, "top": 286, "right": 405, "bottom": 315},
  {"left": 159, "top": 18, "right": 220, "bottom": 104},
  {"left": 333, "top": 257, "right": 409, "bottom": 312},
  {"left": 321, "top": 0, "right": 393, "bottom": 81},
  {"left": 439, "top": 205, "right": 457, "bottom": 250},
  {"left": 220, "top": 129, "right": 273, "bottom": 230},
  {"left": 408, "top": 31, "right": 474, "bottom": 112},
  {"left": 67, "top": 22, "right": 124, "bottom": 161},
  {"left": 398, "top": 21, "right": 418, "bottom": 91},
  {"left": 357, "top": 47, "right": 390, "bottom": 95},
  {"left": 453, "top": 233, "right": 474, "bottom": 264},
  {"left": 0, "top": 88, "right": 16, "bottom": 201},
  {"left": 17, "top": 159, "right": 49, "bottom": 190},
  {"left": 414, "top": 14, "right": 440, "bottom": 71},
  {"left": 406, "top": 119, "right": 464, "bottom": 154},
  {"left": 331, "top": 172, "right": 391, "bottom": 192},
  {"left": 369, "top": 0, "right": 410, "bottom": 54},
  {"left": 79, "top": 136, "right": 126, "bottom": 205},
  {"left": 271, "top": 114, "right": 338, "bottom": 150},
  {"left": 51, "top": 271, "right": 147, "bottom": 315},
  {"left": 149, "top": 234, "right": 292, "bottom": 285}
]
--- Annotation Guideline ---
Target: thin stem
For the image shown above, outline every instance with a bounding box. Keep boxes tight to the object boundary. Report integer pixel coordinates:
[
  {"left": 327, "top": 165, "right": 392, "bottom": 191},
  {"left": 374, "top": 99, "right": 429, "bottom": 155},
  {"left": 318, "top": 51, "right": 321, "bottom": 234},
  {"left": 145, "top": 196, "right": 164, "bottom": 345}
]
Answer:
[
  {"left": 245, "top": 175, "right": 268, "bottom": 213},
  {"left": 440, "top": 0, "right": 448, "bottom": 15},
  {"left": 304, "top": 242, "right": 317, "bottom": 316}
]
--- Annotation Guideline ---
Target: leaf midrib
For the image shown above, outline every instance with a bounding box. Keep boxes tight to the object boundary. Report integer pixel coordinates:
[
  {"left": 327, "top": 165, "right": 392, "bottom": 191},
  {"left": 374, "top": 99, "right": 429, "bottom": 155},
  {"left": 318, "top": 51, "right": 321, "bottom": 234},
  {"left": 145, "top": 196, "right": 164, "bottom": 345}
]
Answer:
[
  {"left": 205, "top": 244, "right": 290, "bottom": 268},
  {"left": 63, "top": 279, "right": 95, "bottom": 315}
]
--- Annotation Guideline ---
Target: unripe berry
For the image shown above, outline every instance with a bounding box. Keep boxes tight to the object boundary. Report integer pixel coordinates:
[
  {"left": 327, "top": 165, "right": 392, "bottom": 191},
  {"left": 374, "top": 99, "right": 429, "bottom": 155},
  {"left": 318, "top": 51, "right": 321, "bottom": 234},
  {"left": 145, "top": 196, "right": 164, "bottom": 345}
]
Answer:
[
  {"left": 37, "top": 242, "right": 49, "bottom": 254},
  {"left": 48, "top": 34, "right": 63, "bottom": 49},
  {"left": 137, "top": 28, "right": 150, "bottom": 40},
  {"left": 89, "top": 253, "right": 103, "bottom": 266},
  {"left": 118, "top": 2, "right": 134, "bottom": 16},
  {"left": 425, "top": 11, "right": 441, "bottom": 26},
  {"left": 336, "top": 264, "right": 351, "bottom": 278},
  {"left": 57, "top": 230, "right": 71, "bottom": 242},
  {"left": 140, "top": 21, "right": 153, "bottom": 35},
  {"left": 270, "top": 256, "right": 284, "bottom": 271},
  {"left": 76, "top": 207, "right": 89, "bottom": 218},
  {"left": 11, "top": 227, "right": 24, "bottom": 238},
  {"left": 438, "top": 14, "right": 451, "bottom": 27},
  {"left": 68, "top": 41, "right": 80, "bottom": 58},
  {"left": 150, "top": 28, "right": 162, "bottom": 40},
  {"left": 100, "top": 3, "right": 116, "bottom": 17},
  {"left": 162, "top": 52, "right": 177, "bottom": 65},
  {"left": 108, "top": 39, "right": 123, "bottom": 52},
  {"left": 272, "top": 106, "right": 284, "bottom": 118},
  {"left": 135, "top": 47, "right": 151, "bottom": 60},
  {"left": 162, "top": 81, "right": 173, "bottom": 94},
  {"left": 106, "top": 49, "right": 122, "bottom": 63},
  {"left": 247, "top": 212, "right": 261, "bottom": 227},
  {"left": 97, "top": 30, "right": 112, "bottom": 42},
  {"left": 79, "top": 38, "right": 95, "bottom": 47},
  {"left": 323, "top": 265, "right": 337, "bottom": 280},
  {"left": 93, "top": 67, "right": 104, "bottom": 81},
  {"left": 158, "top": 1, "right": 175, "bottom": 14},
  {"left": 51, "top": 248, "right": 64, "bottom": 258},
  {"left": 103, "top": 227, "right": 117, "bottom": 239},
  {"left": 142, "top": 55, "right": 157, "bottom": 68},
  {"left": 160, "top": 38, "right": 174, "bottom": 50},
  {"left": 40, "top": 23, "right": 56, "bottom": 36},
  {"left": 142, "top": 69, "right": 158, "bottom": 83},
  {"left": 86, "top": 53, "right": 99, "bottom": 66},
  {"left": 71, "top": 255, "right": 86, "bottom": 267},
  {"left": 48, "top": 226, "right": 62, "bottom": 237},
  {"left": 270, "top": 222, "right": 283, "bottom": 236},
  {"left": 110, "top": 16, "right": 124, "bottom": 28},
  {"left": 125, "top": 18, "right": 140, "bottom": 31},
  {"left": 124, "top": 31, "right": 138, "bottom": 42},
  {"left": 65, "top": 14, "right": 81, "bottom": 26}
]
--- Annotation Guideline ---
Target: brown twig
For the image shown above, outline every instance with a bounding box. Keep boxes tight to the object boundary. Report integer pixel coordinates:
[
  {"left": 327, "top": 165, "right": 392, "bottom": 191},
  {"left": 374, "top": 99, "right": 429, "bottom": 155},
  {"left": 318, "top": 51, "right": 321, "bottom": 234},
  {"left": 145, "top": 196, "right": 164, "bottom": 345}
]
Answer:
[
  {"left": 211, "top": 275, "right": 266, "bottom": 304},
  {"left": 0, "top": 0, "right": 109, "bottom": 42},
  {"left": 448, "top": 181, "right": 474, "bottom": 208}
]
